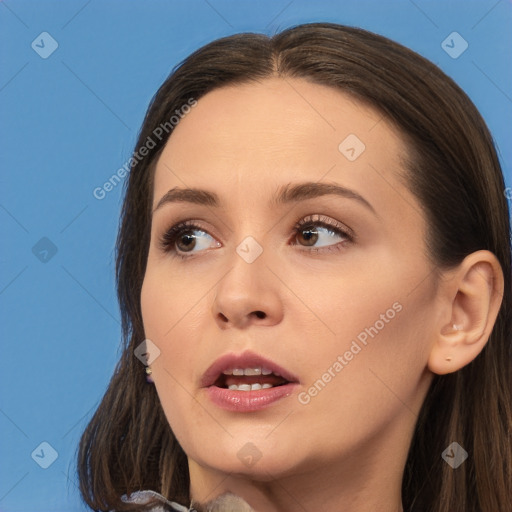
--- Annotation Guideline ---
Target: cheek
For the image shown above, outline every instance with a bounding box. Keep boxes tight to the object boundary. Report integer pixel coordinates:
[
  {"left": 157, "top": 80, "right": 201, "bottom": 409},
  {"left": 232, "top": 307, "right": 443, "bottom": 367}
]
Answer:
[
  {"left": 294, "top": 265, "right": 400, "bottom": 347},
  {"left": 289, "top": 318, "right": 419, "bottom": 461},
  {"left": 140, "top": 272, "right": 169, "bottom": 349},
  {"left": 140, "top": 273, "right": 194, "bottom": 438},
  {"left": 140, "top": 258, "right": 209, "bottom": 341},
  {"left": 294, "top": 268, "right": 434, "bottom": 422},
  {"left": 311, "top": 251, "right": 436, "bottom": 362},
  {"left": 141, "top": 270, "right": 192, "bottom": 364},
  {"left": 140, "top": 266, "right": 208, "bottom": 410}
]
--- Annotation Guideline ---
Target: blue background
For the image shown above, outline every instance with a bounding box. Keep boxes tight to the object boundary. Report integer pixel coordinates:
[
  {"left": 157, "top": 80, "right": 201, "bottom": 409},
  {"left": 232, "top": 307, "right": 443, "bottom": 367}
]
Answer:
[{"left": 1, "top": 1, "right": 511, "bottom": 510}]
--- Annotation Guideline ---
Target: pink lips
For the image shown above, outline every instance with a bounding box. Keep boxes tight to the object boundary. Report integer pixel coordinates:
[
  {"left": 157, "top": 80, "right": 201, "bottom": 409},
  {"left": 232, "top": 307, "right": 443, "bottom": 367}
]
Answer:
[{"left": 201, "top": 350, "right": 300, "bottom": 412}]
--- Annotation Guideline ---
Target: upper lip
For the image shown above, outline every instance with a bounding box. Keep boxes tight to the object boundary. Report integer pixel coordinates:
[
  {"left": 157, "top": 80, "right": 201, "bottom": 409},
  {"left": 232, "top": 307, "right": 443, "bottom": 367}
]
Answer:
[{"left": 201, "top": 350, "right": 300, "bottom": 388}]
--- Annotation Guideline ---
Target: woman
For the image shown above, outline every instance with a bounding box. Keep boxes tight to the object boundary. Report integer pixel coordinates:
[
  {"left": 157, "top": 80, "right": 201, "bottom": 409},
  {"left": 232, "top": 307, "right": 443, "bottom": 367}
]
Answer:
[{"left": 78, "top": 23, "right": 512, "bottom": 512}]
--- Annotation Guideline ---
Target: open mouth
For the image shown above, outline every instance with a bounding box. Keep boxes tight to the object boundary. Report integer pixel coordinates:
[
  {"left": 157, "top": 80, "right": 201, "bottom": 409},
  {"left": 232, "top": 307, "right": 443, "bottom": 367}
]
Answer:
[
  {"left": 202, "top": 352, "right": 300, "bottom": 411},
  {"left": 214, "top": 367, "right": 290, "bottom": 391},
  {"left": 201, "top": 351, "right": 300, "bottom": 392}
]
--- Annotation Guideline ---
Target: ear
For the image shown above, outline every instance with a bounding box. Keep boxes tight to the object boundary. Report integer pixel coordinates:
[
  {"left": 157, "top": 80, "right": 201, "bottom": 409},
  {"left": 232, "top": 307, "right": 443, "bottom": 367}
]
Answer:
[{"left": 428, "top": 250, "right": 504, "bottom": 375}]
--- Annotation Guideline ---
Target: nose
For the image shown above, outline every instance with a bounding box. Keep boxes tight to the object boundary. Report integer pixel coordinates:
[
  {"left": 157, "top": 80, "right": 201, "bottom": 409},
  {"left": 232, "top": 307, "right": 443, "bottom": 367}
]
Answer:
[{"left": 212, "top": 246, "right": 284, "bottom": 329}]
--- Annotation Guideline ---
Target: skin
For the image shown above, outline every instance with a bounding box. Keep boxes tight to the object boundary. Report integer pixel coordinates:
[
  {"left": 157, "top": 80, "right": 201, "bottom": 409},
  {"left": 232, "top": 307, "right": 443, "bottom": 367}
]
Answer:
[{"left": 140, "top": 77, "right": 503, "bottom": 512}]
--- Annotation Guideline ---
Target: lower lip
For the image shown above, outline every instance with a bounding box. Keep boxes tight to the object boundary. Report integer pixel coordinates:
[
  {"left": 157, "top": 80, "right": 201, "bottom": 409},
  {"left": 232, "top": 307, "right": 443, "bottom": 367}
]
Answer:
[{"left": 205, "top": 383, "right": 299, "bottom": 412}]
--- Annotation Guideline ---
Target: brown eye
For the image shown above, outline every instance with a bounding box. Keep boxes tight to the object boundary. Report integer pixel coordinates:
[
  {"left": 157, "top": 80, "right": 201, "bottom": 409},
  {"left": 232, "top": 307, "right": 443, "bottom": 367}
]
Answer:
[
  {"left": 296, "top": 226, "right": 319, "bottom": 246},
  {"left": 293, "top": 216, "right": 350, "bottom": 250},
  {"left": 176, "top": 231, "right": 197, "bottom": 252},
  {"left": 159, "top": 221, "right": 220, "bottom": 258}
]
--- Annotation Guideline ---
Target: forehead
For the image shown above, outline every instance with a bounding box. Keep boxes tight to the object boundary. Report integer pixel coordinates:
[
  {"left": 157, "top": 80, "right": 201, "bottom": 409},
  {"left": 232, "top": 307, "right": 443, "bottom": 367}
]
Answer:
[
  {"left": 152, "top": 77, "right": 416, "bottom": 226},
  {"left": 158, "top": 77, "right": 403, "bottom": 163}
]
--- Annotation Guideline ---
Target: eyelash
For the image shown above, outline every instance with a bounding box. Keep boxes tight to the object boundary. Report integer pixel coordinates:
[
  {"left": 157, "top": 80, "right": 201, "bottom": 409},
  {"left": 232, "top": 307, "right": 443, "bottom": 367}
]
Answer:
[{"left": 158, "top": 214, "right": 354, "bottom": 260}]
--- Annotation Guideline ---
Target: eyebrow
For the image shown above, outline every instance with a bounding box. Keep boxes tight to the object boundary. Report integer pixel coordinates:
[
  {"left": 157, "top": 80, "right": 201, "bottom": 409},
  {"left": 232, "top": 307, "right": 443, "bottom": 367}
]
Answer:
[{"left": 152, "top": 181, "right": 376, "bottom": 215}]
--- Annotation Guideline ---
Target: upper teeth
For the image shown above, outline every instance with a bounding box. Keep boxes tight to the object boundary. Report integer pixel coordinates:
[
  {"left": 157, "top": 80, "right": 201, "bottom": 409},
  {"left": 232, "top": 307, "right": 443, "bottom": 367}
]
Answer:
[
  {"left": 228, "top": 383, "right": 274, "bottom": 391},
  {"left": 222, "top": 367, "right": 279, "bottom": 376}
]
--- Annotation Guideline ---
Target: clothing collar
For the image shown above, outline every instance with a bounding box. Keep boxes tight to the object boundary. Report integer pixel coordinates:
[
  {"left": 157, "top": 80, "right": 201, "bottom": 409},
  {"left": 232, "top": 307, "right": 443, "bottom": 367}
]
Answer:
[{"left": 120, "top": 490, "right": 196, "bottom": 512}]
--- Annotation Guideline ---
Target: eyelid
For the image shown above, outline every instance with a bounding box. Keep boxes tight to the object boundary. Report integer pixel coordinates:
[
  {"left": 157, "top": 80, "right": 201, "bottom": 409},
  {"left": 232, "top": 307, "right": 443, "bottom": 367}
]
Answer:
[
  {"left": 293, "top": 214, "right": 355, "bottom": 241},
  {"left": 157, "top": 219, "right": 217, "bottom": 254}
]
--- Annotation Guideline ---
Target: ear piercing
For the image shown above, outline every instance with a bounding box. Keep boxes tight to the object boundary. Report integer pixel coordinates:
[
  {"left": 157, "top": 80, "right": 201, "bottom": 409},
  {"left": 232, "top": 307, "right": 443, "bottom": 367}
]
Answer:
[
  {"left": 445, "top": 356, "right": 452, "bottom": 362},
  {"left": 145, "top": 366, "right": 154, "bottom": 383}
]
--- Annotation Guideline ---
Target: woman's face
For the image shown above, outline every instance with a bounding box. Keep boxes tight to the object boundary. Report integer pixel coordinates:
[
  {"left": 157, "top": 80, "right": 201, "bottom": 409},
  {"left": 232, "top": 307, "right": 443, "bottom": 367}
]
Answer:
[{"left": 141, "top": 78, "right": 439, "bottom": 483}]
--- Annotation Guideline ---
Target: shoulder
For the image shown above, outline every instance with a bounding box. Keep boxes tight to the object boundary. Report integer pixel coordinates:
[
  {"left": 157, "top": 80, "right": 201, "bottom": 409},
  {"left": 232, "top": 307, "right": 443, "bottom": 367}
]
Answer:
[{"left": 113, "top": 490, "right": 191, "bottom": 512}]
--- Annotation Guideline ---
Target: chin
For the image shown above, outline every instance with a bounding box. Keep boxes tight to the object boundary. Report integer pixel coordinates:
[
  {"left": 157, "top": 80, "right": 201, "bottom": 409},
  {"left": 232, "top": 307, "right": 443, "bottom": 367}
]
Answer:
[{"left": 191, "top": 442, "right": 306, "bottom": 481}]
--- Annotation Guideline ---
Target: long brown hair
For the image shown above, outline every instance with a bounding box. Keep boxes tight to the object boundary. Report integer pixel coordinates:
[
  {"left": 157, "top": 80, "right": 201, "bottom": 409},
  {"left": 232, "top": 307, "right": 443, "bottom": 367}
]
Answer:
[{"left": 78, "top": 23, "right": 512, "bottom": 511}]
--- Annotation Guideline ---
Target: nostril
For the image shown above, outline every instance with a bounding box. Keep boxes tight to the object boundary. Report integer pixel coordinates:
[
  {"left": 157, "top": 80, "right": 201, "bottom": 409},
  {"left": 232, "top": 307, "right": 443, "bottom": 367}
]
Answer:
[{"left": 254, "top": 311, "right": 266, "bottom": 319}]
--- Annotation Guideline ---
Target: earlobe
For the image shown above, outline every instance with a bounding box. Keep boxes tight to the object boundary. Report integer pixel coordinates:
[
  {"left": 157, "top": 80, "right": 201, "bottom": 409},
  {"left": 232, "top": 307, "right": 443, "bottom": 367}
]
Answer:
[{"left": 427, "top": 250, "right": 504, "bottom": 376}]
